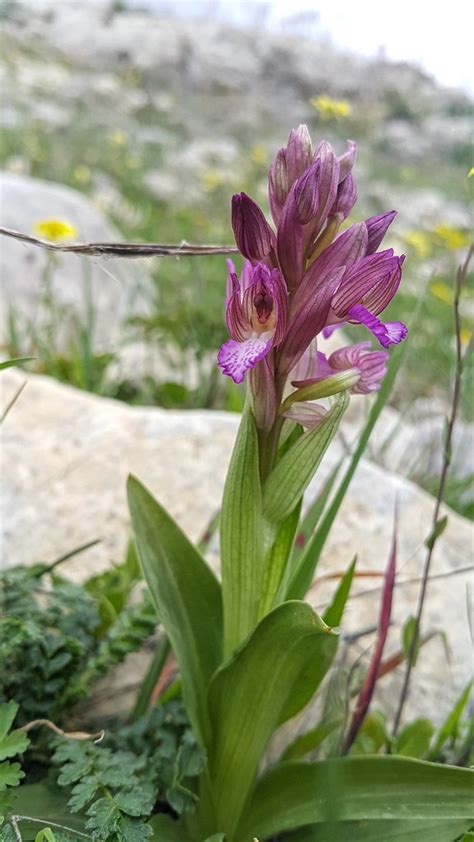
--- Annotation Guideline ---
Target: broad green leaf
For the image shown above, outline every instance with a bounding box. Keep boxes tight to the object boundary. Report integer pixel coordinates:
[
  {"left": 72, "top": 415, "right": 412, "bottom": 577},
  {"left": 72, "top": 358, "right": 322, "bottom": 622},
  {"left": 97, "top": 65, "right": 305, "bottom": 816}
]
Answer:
[
  {"left": 259, "top": 499, "right": 302, "bottom": 614},
  {"left": 322, "top": 556, "right": 356, "bottom": 628},
  {"left": 286, "top": 341, "right": 407, "bottom": 600},
  {"left": 286, "top": 819, "right": 472, "bottom": 842},
  {"left": 204, "top": 601, "right": 338, "bottom": 836},
  {"left": 220, "top": 405, "right": 263, "bottom": 655},
  {"left": 263, "top": 392, "right": 348, "bottom": 525},
  {"left": 429, "top": 680, "right": 473, "bottom": 760},
  {"left": 288, "top": 459, "right": 342, "bottom": 569},
  {"left": 281, "top": 719, "right": 340, "bottom": 761},
  {"left": 237, "top": 756, "right": 474, "bottom": 840},
  {"left": 127, "top": 476, "right": 222, "bottom": 744},
  {"left": 395, "top": 718, "right": 434, "bottom": 758}
]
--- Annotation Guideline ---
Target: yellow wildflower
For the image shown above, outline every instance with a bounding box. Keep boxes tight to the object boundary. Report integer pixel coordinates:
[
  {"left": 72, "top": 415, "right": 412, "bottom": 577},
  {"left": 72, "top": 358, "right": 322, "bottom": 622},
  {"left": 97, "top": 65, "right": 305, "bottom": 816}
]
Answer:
[
  {"left": 431, "top": 281, "right": 453, "bottom": 305},
  {"left": 201, "top": 169, "right": 224, "bottom": 192},
  {"left": 108, "top": 129, "right": 127, "bottom": 147},
  {"left": 34, "top": 218, "right": 78, "bottom": 242},
  {"left": 433, "top": 224, "right": 470, "bottom": 251},
  {"left": 250, "top": 144, "right": 268, "bottom": 166},
  {"left": 71, "top": 164, "right": 91, "bottom": 185},
  {"left": 310, "top": 94, "right": 351, "bottom": 121},
  {"left": 404, "top": 230, "right": 432, "bottom": 259},
  {"left": 468, "top": 167, "right": 474, "bottom": 178}
]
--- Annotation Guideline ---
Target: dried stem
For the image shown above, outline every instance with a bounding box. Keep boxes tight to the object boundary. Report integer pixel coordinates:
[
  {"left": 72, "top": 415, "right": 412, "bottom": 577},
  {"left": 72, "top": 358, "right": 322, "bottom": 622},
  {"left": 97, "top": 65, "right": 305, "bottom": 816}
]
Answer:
[
  {"left": 0, "top": 226, "right": 238, "bottom": 258},
  {"left": 20, "top": 718, "right": 104, "bottom": 742},
  {"left": 391, "top": 245, "right": 473, "bottom": 735}
]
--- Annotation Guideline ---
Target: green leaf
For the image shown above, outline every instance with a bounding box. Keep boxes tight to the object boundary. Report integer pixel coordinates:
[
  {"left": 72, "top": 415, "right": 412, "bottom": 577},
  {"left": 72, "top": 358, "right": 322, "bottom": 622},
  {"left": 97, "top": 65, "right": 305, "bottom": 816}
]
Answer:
[
  {"left": 237, "top": 756, "right": 474, "bottom": 840},
  {"left": 127, "top": 475, "right": 223, "bottom": 744},
  {"left": 322, "top": 556, "right": 356, "bottom": 628},
  {"left": 0, "top": 761, "right": 24, "bottom": 790},
  {"left": 10, "top": 782, "right": 87, "bottom": 837},
  {"left": 281, "top": 719, "right": 340, "bottom": 761},
  {"left": 288, "top": 459, "right": 342, "bottom": 569},
  {"left": 204, "top": 601, "right": 338, "bottom": 836},
  {"left": 0, "top": 703, "right": 19, "bottom": 741},
  {"left": 220, "top": 405, "right": 263, "bottom": 654},
  {"left": 429, "top": 680, "right": 473, "bottom": 760},
  {"left": 259, "top": 499, "right": 302, "bottom": 614},
  {"left": 286, "top": 819, "right": 473, "bottom": 842},
  {"left": 263, "top": 392, "right": 348, "bottom": 526},
  {"left": 0, "top": 357, "right": 35, "bottom": 370},
  {"left": 286, "top": 342, "right": 407, "bottom": 601},
  {"left": 148, "top": 814, "right": 189, "bottom": 841},
  {"left": 402, "top": 615, "right": 420, "bottom": 665},
  {"left": 395, "top": 718, "right": 434, "bottom": 758},
  {"left": 0, "top": 702, "right": 29, "bottom": 761},
  {"left": 34, "top": 830, "right": 57, "bottom": 842}
]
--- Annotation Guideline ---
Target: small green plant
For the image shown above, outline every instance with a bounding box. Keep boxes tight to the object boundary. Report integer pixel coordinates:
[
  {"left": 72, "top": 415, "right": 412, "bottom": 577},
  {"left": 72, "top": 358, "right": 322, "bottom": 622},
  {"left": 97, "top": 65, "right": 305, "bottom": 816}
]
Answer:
[{"left": 0, "top": 546, "right": 156, "bottom": 727}]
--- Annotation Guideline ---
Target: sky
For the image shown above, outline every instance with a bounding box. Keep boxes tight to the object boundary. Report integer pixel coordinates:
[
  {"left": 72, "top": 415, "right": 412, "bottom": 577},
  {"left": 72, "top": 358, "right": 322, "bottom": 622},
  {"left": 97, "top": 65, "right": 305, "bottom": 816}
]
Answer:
[{"left": 127, "top": 0, "right": 473, "bottom": 93}]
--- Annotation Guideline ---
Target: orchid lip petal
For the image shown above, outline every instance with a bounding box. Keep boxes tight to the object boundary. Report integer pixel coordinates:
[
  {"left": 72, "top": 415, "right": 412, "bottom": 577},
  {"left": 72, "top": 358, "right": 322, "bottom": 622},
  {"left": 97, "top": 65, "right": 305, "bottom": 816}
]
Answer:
[
  {"left": 348, "top": 304, "right": 408, "bottom": 348},
  {"left": 217, "top": 335, "right": 272, "bottom": 384}
]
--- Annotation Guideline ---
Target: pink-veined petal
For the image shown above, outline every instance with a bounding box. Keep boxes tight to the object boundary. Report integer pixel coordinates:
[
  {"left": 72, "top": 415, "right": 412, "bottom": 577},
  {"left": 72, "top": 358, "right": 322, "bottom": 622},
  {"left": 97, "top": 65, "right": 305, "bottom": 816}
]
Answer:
[
  {"left": 348, "top": 304, "right": 408, "bottom": 348},
  {"left": 217, "top": 335, "right": 272, "bottom": 384}
]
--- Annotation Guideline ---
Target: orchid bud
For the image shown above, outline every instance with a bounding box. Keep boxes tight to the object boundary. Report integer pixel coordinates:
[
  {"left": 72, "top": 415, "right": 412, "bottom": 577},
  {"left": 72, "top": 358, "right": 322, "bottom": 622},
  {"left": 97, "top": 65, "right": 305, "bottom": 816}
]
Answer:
[
  {"left": 337, "top": 139, "right": 357, "bottom": 181},
  {"left": 365, "top": 210, "right": 397, "bottom": 254},
  {"left": 333, "top": 172, "right": 357, "bottom": 220},
  {"left": 286, "top": 124, "right": 313, "bottom": 185},
  {"left": 231, "top": 192, "right": 275, "bottom": 261},
  {"left": 294, "top": 162, "right": 320, "bottom": 225}
]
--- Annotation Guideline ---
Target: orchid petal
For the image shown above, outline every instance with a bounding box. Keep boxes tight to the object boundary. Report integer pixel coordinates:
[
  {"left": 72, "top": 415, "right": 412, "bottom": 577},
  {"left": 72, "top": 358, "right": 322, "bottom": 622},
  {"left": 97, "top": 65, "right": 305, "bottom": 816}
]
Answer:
[
  {"left": 226, "top": 272, "right": 249, "bottom": 341},
  {"left": 361, "top": 255, "right": 405, "bottom": 315},
  {"left": 279, "top": 267, "right": 345, "bottom": 375},
  {"left": 218, "top": 335, "right": 272, "bottom": 384},
  {"left": 277, "top": 184, "right": 305, "bottom": 290},
  {"left": 365, "top": 210, "right": 397, "bottom": 254},
  {"left": 309, "top": 222, "right": 368, "bottom": 284},
  {"left": 282, "top": 401, "right": 328, "bottom": 428},
  {"left": 331, "top": 249, "right": 398, "bottom": 317},
  {"left": 348, "top": 304, "right": 408, "bottom": 348}
]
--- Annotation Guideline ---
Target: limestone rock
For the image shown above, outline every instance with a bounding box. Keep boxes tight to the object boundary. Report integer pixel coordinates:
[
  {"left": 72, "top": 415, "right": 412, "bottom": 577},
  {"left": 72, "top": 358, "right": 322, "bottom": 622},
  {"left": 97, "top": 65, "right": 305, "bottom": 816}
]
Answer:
[
  {"left": 0, "top": 172, "right": 151, "bottom": 350},
  {"left": 1, "top": 368, "right": 472, "bottom": 725}
]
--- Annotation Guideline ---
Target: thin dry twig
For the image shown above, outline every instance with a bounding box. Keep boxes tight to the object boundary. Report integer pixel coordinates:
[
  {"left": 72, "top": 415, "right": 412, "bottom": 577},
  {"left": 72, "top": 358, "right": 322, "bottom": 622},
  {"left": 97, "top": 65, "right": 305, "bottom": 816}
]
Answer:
[
  {"left": 20, "top": 718, "right": 104, "bottom": 742},
  {"left": 391, "top": 245, "right": 473, "bottom": 735},
  {"left": 0, "top": 225, "right": 238, "bottom": 258}
]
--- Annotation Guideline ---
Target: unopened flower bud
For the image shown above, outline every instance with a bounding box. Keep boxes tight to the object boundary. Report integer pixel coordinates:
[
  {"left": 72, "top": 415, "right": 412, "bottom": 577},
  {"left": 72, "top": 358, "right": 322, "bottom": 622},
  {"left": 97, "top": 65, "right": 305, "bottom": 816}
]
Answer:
[{"left": 231, "top": 192, "right": 275, "bottom": 261}]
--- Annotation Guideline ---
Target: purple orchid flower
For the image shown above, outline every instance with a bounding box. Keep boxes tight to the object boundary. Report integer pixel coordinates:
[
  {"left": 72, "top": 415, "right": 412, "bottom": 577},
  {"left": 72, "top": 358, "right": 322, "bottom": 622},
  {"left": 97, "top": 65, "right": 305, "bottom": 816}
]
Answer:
[
  {"left": 217, "top": 260, "right": 288, "bottom": 384},
  {"left": 292, "top": 342, "right": 389, "bottom": 396},
  {"left": 218, "top": 125, "right": 408, "bottom": 427}
]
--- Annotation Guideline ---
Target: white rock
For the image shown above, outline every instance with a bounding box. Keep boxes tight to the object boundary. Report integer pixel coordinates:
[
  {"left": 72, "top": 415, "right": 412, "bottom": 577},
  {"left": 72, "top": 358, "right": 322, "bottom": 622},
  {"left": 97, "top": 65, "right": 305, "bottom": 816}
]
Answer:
[
  {"left": 0, "top": 172, "right": 151, "bottom": 350},
  {"left": 1, "top": 368, "right": 472, "bottom": 726}
]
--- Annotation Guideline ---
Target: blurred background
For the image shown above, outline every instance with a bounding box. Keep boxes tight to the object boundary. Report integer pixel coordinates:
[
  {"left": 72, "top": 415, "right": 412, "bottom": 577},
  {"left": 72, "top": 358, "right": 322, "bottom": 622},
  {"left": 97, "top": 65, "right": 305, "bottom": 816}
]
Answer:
[{"left": 0, "top": 0, "right": 472, "bottom": 512}]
